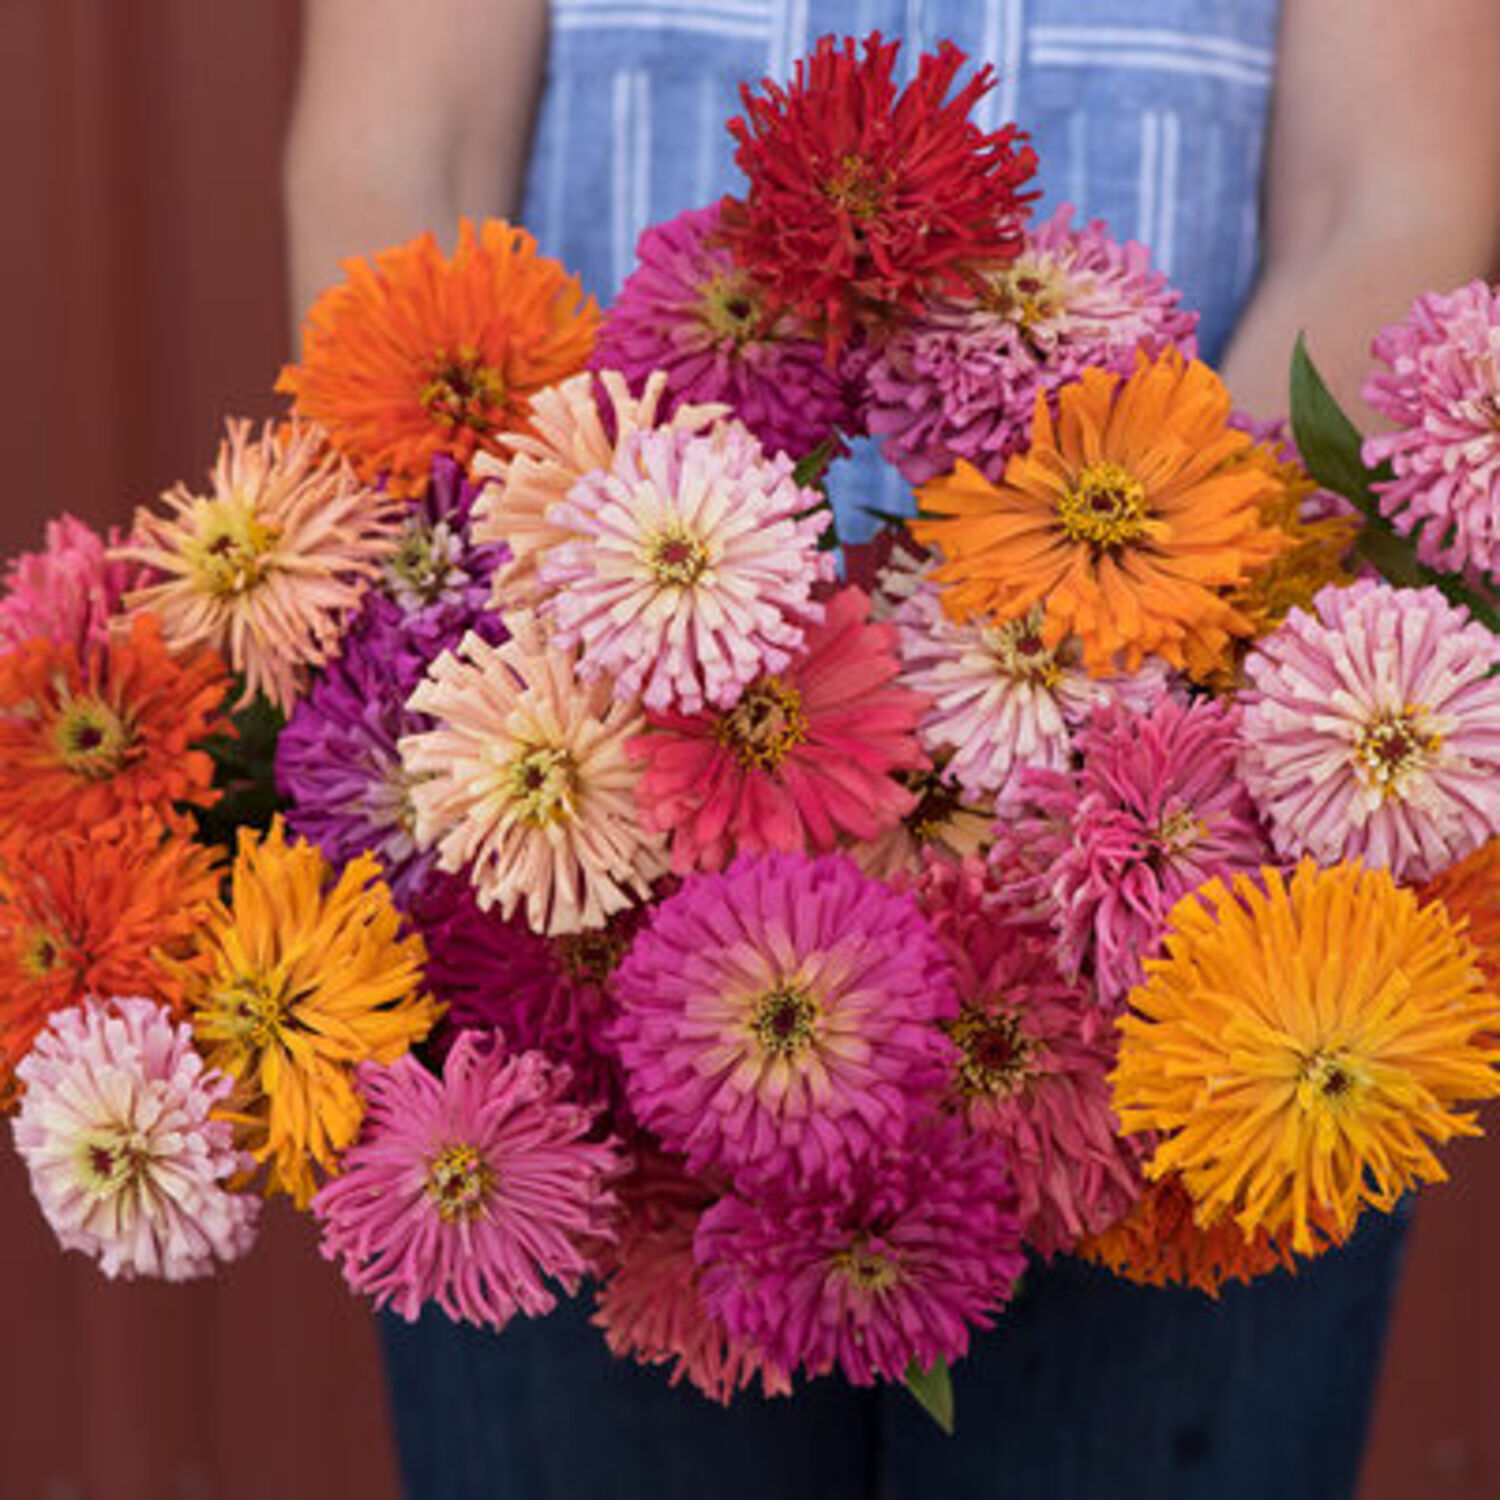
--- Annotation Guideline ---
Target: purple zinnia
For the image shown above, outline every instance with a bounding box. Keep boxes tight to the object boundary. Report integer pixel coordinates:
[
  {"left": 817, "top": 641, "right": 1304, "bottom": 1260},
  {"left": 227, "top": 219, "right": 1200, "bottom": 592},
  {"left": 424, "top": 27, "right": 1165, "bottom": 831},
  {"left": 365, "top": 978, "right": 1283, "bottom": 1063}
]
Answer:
[
  {"left": 695, "top": 1115, "right": 1024, "bottom": 1386},
  {"left": 994, "top": 696, "right": 1271, "bottom": 1007},
  {"left": 591, "top": 204, "right": 852, "bottom": 460},
  {"left": 1363, "top": 281, "right": 1500, "bottom": 578},
  {"left": 863, "top": 205, "right": 1197, "bottom": 484},
  {"left": 313, "top": 1032, "right": 622, "bottom": 1330},
  {"left": 611, "top": 853, "right": 957, "bottom": 1189}
]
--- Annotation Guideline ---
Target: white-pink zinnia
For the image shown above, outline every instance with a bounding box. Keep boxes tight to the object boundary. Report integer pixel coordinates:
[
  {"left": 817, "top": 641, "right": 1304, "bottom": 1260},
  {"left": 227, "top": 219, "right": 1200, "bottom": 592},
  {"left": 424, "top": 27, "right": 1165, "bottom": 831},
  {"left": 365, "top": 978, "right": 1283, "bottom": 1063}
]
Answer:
[{"left": 13, "top": 998, "right": 258, "bottom": 1281}]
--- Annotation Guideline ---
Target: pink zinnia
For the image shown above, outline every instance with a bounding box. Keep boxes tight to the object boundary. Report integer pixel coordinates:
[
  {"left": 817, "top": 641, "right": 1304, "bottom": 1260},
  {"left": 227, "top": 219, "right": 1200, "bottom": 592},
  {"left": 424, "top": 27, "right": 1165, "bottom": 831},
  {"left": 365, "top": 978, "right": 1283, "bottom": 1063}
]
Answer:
[
  {"left": 864, "top": 206, "right": 1197, "bottom": 484},
  {"left": 611, "top": 853, "right": 957, "bottom": 1188},
  {"left": 593, "top": 1148, "right": 790, "bottom": 1404},
  {"left": 918, "top": 858, "right": 1142, "bottom": 1256},
  {"left": 313, "top": 1033, "right": 621, "bottom": 1329},
  {"left": 894, "top": 578, "right": 1171, "bottom": 800},
  {"left": 14, "top": 998, "right": 258, "bottom": 1281},
  {"left": 1241, "top": 580, "right": 1500, "bottom": 882},
  {"left": 591, "top": 204, "right": 852, "bottom": 460},
  {"left": 695, "top": 1115, "right": 1024, "bottom": 1386},
  {"left": 0, "top": 515, "right": 143, "bottom": 658},
  {"left": 537, "top": 422, "right": 834, "bottom": 713},
  {"left": 631, "top": 586, "right": 927, "bottom": 873},
  {"left": 994, "top": 696, "right": 1271, "bottom": 1006},
  {"left": 1363, "top": 282, "right": 1500, "bottom": 578}
]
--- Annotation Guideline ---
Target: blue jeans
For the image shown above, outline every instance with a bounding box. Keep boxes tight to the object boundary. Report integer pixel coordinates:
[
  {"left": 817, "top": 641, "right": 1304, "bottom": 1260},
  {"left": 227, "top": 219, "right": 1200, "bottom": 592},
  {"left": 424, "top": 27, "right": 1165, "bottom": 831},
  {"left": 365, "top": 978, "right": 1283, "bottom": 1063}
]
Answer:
[{"left": 380, "top": 1206, "right": 1408, "bottom": 1499}]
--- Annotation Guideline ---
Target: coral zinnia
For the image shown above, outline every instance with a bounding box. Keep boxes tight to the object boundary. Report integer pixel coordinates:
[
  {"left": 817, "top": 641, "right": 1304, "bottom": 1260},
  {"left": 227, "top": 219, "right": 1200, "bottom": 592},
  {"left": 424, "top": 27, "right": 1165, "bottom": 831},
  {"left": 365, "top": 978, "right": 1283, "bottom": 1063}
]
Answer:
[
  {"left": 180, "top": 818, "right": 440, "bottom": 1206},
  {"left": 593, "top": 1149, "right": 790, "bottom": 1403},
  {"left": 1241, "top": 581, "right": 1500, "bottom": 883},
  {"left": 611, "top": 853, "right": 957, "bottom": 1188},
  {"left": 591, "top": 204, "right": 850, "bottom": 460},
  {"left": 1423, "top": 840, "right": 1500, "bottom": 988},
  {"left": 538, "top": 422, "right": 833, "bottom": 713},
  {"left": 1114, "top": 860, "right": 1500, "bottom": 1252},
  {"left": 470, "top": 370, "right": 725, "bottom": 608},
  {"left": 15, "top": 998, "right": 258, "bottom": 1280},
  {"left": 911, "top": 354, "right": 1289, "bottom": 676},
  {"left": 401, "top": 616, "right": 666, "bottom": 935},
  {"left": 279, "top": 219, "right": 598, "bottom": 497},
  {"left": 865, "top": 205, "right": 1197, "bottom": 486},
  {"left": 920, "top": 859, "right": 1142, "bottom": 1256},
  {"left": 0, "top": 613, "right": 227, "bottom": 834},
  {"left": 0, "top": 814, "right": 223, "bottom": 1102},
  {"left": 630, "top": 586, "right": 926, "bottom": 873},
  {"left": 313, "top": 1033, "right": 620, "bottom": 1329},
  {"left": 994, "top": 696, "right": 1271, "bottom": 1006},
  {"left": 117, "top": 419, "right": 402, "bottom": 712},
  {"left": 696, "top": 1116, "right": 1024, "bottom": 1385},
  {"left": 722, "top": 32, "right": 1037, "bottom": 349},
  {"left": 0, "top": 515, "right": 143, "bottom": 658},
  {"left": 1363, "top": 281, "right": 1500, "bottom": 579}
]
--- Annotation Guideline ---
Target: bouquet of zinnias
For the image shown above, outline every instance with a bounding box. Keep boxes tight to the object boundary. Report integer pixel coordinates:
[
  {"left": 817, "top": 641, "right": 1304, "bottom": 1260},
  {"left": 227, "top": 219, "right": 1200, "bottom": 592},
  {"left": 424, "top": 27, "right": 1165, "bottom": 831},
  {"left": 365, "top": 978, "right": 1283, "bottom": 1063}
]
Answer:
[{"left": 4, "top": 31, "right": 1499, "bottom": 1424}]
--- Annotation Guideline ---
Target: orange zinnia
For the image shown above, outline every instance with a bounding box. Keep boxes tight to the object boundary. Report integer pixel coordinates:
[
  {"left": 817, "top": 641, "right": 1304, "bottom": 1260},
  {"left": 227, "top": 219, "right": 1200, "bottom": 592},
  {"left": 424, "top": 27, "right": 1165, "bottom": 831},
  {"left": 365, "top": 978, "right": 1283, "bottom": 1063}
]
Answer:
[
  {"left": 0, "top": 813, "right": 223, "bottom": 1103},
  {"left": 278, "top": 219, "right": 599, "bottom": 497},
  {"left": 0, "top": 613, "right": 227, "bottom": 833},
  {"left": 1423, "top": 840, "right": 1500, "bottom": 988},
  {"left": 910, "top": 353, "right": 1289, "bottom": 675}
]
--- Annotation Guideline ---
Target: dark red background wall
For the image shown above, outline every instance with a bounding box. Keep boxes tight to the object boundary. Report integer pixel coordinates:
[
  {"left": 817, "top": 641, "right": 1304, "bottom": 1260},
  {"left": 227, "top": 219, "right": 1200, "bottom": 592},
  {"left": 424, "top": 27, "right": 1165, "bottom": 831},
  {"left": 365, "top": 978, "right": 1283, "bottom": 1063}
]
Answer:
[{"left": 0, "top": 4, "right": 1491, "bottom": 1495}]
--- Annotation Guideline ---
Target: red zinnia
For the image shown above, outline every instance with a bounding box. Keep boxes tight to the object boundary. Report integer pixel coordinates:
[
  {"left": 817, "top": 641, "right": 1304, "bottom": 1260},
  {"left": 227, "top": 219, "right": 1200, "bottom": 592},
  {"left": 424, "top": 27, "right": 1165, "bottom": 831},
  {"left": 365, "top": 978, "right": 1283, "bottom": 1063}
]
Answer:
[{"left": 721, "top": 32, "right": 1037, "bottom": 348}]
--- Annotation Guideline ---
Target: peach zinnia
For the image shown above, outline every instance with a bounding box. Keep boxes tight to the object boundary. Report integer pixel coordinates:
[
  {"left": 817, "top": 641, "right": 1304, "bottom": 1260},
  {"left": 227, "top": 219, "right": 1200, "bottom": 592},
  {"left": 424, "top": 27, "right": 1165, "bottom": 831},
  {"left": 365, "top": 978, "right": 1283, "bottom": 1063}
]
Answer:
[
  {"left": 279, "top": 219, "right": 598, "bottom": 496},
  {"left": 911, "top": 353, "right": 1288, "bottom": 675}
]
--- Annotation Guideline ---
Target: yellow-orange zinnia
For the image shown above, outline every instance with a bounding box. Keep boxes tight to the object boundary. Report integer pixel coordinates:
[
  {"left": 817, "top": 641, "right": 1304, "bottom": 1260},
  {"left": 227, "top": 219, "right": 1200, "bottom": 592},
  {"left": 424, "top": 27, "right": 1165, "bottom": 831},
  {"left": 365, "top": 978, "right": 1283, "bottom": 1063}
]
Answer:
[
  {"left": 278, "top": 219, "right": 599, "bottom": 497},
  {"left": 179, "top": 818, "right": 442, "bottom": 1206},
  {"left": 1113, "top": 859, "right": 1500, "bottom": 1253},
  {"left": 911, "top": 353, "right": 1289, "bottom": 675}
]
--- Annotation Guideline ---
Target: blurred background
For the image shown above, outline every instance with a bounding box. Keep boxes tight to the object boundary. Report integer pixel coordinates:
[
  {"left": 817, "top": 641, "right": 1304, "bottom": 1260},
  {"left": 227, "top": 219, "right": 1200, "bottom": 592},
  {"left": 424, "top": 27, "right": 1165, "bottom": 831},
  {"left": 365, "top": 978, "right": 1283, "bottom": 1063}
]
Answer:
[{"left": 0, "top": 4, "right": 1494, "bottom": 1496}]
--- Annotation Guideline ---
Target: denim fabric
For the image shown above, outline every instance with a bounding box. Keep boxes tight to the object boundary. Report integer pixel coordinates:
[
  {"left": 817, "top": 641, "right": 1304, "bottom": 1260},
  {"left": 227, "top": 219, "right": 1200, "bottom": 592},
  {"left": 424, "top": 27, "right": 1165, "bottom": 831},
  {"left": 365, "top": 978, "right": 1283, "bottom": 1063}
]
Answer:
[{"left": 381, "top": 1207, "right": 1408, "bottom": 1499}]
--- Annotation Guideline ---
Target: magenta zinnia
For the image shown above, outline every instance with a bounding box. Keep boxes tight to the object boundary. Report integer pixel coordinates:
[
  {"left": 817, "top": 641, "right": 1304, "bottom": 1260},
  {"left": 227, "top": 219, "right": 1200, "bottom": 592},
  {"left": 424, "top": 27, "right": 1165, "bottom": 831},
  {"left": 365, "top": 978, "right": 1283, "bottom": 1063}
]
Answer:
[
  {"left": 611, "top": 853, "right": 957, "bottom": 1188},
  {"left": 0, "top": 515, "right": 142, "bottom": 659},
  {"left": 314, "top": 1033, "right": 621, "bottom": 1329}
]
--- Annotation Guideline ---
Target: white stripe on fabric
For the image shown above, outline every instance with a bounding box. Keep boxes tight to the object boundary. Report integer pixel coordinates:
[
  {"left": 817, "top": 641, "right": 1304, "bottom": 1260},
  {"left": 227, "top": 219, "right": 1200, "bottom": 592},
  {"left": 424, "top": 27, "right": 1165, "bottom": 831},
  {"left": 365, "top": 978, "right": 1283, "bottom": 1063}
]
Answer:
[
  {"left": 610, "top": 72, "right": 632, "bottom": 289},
  {"left": 1136, "top": 109, "right": 1159, "bottom": 252},
  {"left": 1029, "top": 25, "right": 1273, "bottom": 68},
  {"left": 768, "top": 0, "right": 792, "bottom": 79},
  {"left": 1030, "top": 46, "right": 1270, "bottom": 89},
  {"left": 555, "top": 0, "right": 768, "bottom": 18},
  {"left": 540, "top": 70, "right": 572, "bottom": 259},
  {"left": 904, "top": 0, "right": 925, "bottom": 73},
  {"left": 998, "top": 0, "right": 1024, "bottom": 128},
  {"left": 634, "top": 71, "right": 652, "bottom": 266},
  {"left": 557, "top": 8, "right": 768, "bottom": 40},
  {"left": 694, "top": 72, "right": 718, "bottom": 204},
  {"left": 1156, "top": 109, "right": 1179, "bottom": 275},
  {"left": 789, "top": 0, "right": 809, "bottom": 67},
  {"left": 1066, "top": 107, "right": 1088, "bottom": 210},
  {"left": 975, "top": 0, "right": 1024, "bottom": 130},
  {"left": 611, "top": 70, "right": 653, "bottom": 289}
]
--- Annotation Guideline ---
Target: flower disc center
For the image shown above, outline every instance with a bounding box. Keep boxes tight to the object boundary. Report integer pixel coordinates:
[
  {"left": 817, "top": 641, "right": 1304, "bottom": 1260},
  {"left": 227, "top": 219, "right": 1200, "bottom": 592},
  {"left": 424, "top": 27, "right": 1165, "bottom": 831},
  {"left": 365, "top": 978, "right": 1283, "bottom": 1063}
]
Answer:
[
  {"left": 699, "top": 272, "right": 767, "bottom": 346},
  {"left": 54, "top": 697, "right": 135, "bottom": 779},
  {"left": 950, "top": 1006, "right": 1036, "bottom": 1099},
  {"left": 506, "top": 745, "right": 577, "bottom": 826},
  {"left": 1057, "top": 462, "right": 1151, "bottom": 551},
  {"left": 1355, "top": 708, "right": 1441, "bottom": 798},
  {"left": 717, "top": 677, "right": 807, "bottom": 772},
  {"left": 426, "top": 1142, "right": 494, "bottom": 1222},
  {"left": 832, "top": 1239, "right": 901, "bottom": 1293},
  {"left": 749, "top": 983, "right": 819, "bottom": 1058},
  {"left": 387, "top": 518, "right": 466, "bottom": 607},
  {"left": 420, "top": 349, "right": 508, "bottom": 433},
  {"left": 646, "top": 528, "right": 711, "bottom": 587}
]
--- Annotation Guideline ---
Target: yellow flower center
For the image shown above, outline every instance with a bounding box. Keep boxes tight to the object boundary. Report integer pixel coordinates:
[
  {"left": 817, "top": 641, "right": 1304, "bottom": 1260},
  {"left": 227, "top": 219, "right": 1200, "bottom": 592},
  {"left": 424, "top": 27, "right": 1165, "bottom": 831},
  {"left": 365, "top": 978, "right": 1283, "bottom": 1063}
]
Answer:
[
  {"left": 80, "top": 1131, "right": 152, "bottom": 1195},
  {"left": 1153, "top": 807, "right": 1205, "bottom": 859},
  {"left": 717, "top": 677, "right": 807, "bottom": 773},
  {"left": 990, "top": 613, "right": 1064, "bottom": 688},
  {"left": 645, "top": 528, "right": 710, "bottom": 587},
  {"left": 980, "top": 259, "right": 1069, "bottom": 336},
  {"left": 420, "top": 348, "right": 509, "bottom": 433},
  {"left": 821, "top": 153, "right": 891, "bottom": 222},
  {"left": 901, "top": 769, "right": 967, "bottom": 844},
  {"left": 1057, "top": 462, "right": 1152, "bottom": 551},
  {"left": 1298, "top": 1048, "right": 1362, "bottom": 1104},
  {"left": 749, "top": 984, "right": 819, "bottom": 1058},
  {"left": 556, "top": 928, "right": 628, "bottom": 984},
  {"left": 831, "top": 1240, "right": 901, "bottom": 1293},
  {"left": 21, "top": 928, "right": 66, "bottom": 980},
  {"left": 53, "top": 696, "right": 135, "bottom": 779},
  {"left": 949, "top": 1006, "right": 1036, "bottom": 1100},
  {"left": 387, "top": 519, "right": 464, "bottom": 605},
  {"left": 505, "top": 745, "right": 577, "bottom": 826},
  {"left": 698, "top": 272, "right": 766, "bottom": 346},
  {"left": 1355, "top": 708, "right": 1441, "bottom": 799},
  {"left": 208, "top": 975, "right": 288, "bottom": 1050},
  {"left": 191, "top": 501, "right": 283, "bottom": 599},
  {"left": 426, "top": 1142, "right": 494, "bottom": 1222}
]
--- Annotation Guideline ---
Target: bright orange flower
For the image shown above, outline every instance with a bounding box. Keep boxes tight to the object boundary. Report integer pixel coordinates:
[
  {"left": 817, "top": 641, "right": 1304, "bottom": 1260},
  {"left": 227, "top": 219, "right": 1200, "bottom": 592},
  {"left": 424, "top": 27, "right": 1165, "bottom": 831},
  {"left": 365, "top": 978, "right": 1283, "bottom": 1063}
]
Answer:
[
  {"left": 0, "top": 613, "right": 227, "bottom": 833},
  {"left": 1077, "top": 1173, "right": 1344, "bottom": 1297},
  {"left": 0, "top": 813, "right": 223, "bottom": 1103},
  {"left": 1423, "top": 840, "right": 1500, "bottom": 989},
  {"left": 910, "top": 354, "right": 1289, "bottom": 675},
  {"left": 278, "top": 219, "right": 598, "bottom": 497}
]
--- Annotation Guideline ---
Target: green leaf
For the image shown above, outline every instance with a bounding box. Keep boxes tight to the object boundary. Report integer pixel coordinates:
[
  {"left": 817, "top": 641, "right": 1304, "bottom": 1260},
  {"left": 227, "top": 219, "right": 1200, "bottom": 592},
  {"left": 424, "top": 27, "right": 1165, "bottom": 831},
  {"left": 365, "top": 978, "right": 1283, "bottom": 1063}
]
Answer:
[
  {"left": 792, "top": 438, "right": 839, "bottom": 493},
  {"left": 903, "top": 1357, "right": 955, "bottom": 1436},
  {"left": 191, "top": 688, "right": 286, "bottom": 847}
]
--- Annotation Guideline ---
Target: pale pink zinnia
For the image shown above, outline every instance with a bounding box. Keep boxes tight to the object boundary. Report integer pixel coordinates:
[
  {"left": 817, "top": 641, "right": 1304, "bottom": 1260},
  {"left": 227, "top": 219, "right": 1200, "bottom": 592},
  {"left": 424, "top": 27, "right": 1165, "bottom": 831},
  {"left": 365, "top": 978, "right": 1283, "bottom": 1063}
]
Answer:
[
  {"left": 1241, "top": 580, "right": 1500, "bottom": 882},
  {"left": 400, "top": 615, "right": 667, "bottom": 934},
  {"left": 1363, "top": 281, "right": 1500, "bottom": 578},
  {"left": 116, "top": 418, "right": 402, "bottom": 711},
  {"left": 696, "top": 1116, "right": 1024, "bottom": 1386},
  {"left": 994, "top": 696, "right": 1271, "bottom": 1006},
  {"left": 631, "top": 586, "right": 927, "bottom": 873},
  {"left": 313, "top": 1033, "right": 621, "bottom": 1329},
  {"left": 611, "top": 853, "right": 958, "bottom": 1189},
  {"left": 894, "top": 579, "right": 1171, "bottom": 800},
  {"left": 469, "top": 369, "right": 724, "bottom": 605},
  {"left": 592, "top": 1148, "right": 790, "bottom": 1404},
  {"left": 14, "top": 997, "right": 259, "bottom": 1281},
  {"left": 0, "top": 515, "right": 143, "bottom": 658},
  {"left": 917, "top": 858, "right": 1142, "bottom": 1257},
  {"left": 864, "top": 205, "right": 1197, "bottom": 484},
  {"left": 537, "top": 422, "right": 834, "bottom": 713}
]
